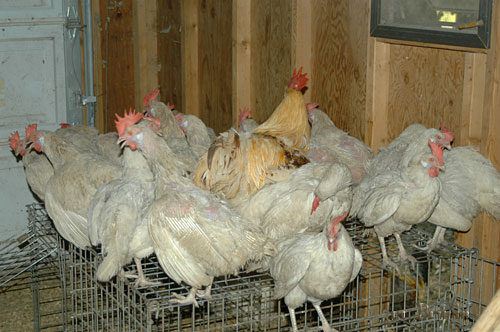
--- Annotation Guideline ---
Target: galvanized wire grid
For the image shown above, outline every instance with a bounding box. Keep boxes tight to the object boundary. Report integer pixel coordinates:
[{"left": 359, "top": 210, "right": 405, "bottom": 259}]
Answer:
[
  {"left": 28, "top": 203, "right": 499, "bottom": 332},
  {"left": 29, "top": 204, "right": 71, "bottom": 332}
]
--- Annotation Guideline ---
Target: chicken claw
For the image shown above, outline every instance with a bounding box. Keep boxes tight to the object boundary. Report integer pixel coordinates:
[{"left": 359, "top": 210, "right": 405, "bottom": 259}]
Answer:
[
  {"left": 382, "top": 256, "right": 401, "bottom": 276},
  {"left": 195, "top": 285, "right": 212, "bottom": 300},
  {"left": 394, "top": 233, "right": 417, "bottom": 269},
  {"left": 312, "top": 303, "right": 338, "bottom": 332},
  {"left": 170, "top": 288, "right": 200, "bottom": 308},
  {"left": 378, "top": 236, "right": 401, "bottom": 275},
  {"left": 413, "top": 226, "right": 446, "bottom": 253}
]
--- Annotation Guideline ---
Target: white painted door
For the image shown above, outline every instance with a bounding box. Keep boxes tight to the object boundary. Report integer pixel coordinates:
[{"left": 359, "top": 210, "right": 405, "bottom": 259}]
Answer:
[{"left": 0, "top": 0, "right": 83, "bottom": 241}]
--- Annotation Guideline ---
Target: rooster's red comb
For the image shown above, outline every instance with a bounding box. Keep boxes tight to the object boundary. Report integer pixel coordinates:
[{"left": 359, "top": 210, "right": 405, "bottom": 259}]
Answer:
[
  {"left": 143, "top": 88, "right": 160, "bottom": 108},
  {"left": 288, "top": 67, "right": 309, "bottom": 91},
  {"left": 440, "top": 123, "right": 455, "bottom": 144},
  {"left": 428, "top": 140, "right": 444, "bottom": 164},
  {"left": 115, "top": 109, "right": 143, "bottom": 136},
  {"left": 167, "top": 102, "right": 175, "bottom": 110},
  {"left": 59, "top": 123, "right": 71, "bottom": 128},
  {"left": 25, "top": 124, "right": 38, "bottom": 141},
  {"left": 9, "top": 131, "right": 21, "bottom": 151}
]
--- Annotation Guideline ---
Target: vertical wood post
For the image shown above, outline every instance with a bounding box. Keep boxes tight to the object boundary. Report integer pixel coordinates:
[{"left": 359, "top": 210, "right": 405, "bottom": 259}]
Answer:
[
  {"left": 292, "top": 0, "right": 313, "bottom": 101},
  {"left": 133, "top": 0, "right": 159, "bottom": 111},
  {"left": 232, "top": 0, "right": 252, "bottom": 128},
  {"left": 181, "top": 0, "right": 200, "bottom": 117},
  {"left": 366, "top": 40, "right": 390, "bottom": 151}
]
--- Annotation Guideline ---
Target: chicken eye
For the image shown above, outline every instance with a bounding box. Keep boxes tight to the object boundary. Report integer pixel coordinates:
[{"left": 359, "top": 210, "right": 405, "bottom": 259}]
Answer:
[
  {"left": 437, "top": 135, "right": 442, "bottom": 140},
  {"left": 127, "top": 130, "right": 133, "bottom": 135},
  {"left": 429, "top": 157, "right": 435, "bottom": 162}
]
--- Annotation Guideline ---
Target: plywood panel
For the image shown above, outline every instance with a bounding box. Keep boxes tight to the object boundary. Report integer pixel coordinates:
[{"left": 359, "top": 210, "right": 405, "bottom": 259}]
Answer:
[
  {"left": 198, "top": 0, "right": 232, "bottom": 134},
  {"left": 386, "top": 45, "right": 465, "bottom": 145},
  {"left": 252, "top": 0, "right": 293, "bottom": 123},
  {"left": 310, "top": 0, "right": 369, "bottom": 143},
  {"left": 158, "top": 0, "right": 182, "bottom": 108},
  {"left": 98, "top": 0, "right": 135, "bottom": 133}
]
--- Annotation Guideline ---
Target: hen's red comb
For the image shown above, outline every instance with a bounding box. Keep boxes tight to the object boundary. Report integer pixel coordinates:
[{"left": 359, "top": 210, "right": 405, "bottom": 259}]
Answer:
[
  {"left": 429, "top": 140, "right": 444, "bottom": 164},
  {"left": 238, "top": 108, "right": 252, "bottom": 123},
  {"left": 59, "top": 123, "right": 71, "bottom": 128},
  {"left": 144, "top": 113, "right": 161, "bottom": 129},
  {"left": 9, "top": 131, "right": 20, "bottom": 151},
  {"left": 288, "top": 67, "right": 309, "bottom": 91},
  {"left": 306, "top": 102, "right": 319, "bottom": 112},
  {"left": 25, "top": 124, "right": 38, "bottom": 141},
  {"left": 440, "top": 123, "right": 455, "bottom": 144},
  {"left": 331, "top": 211, "right": 348, "bottom": 226},
  {"left": 143, "top": 88, "right": 160, "bottom": 108},
  {"left": 167, "top": 102, "right": 175, "bottom": 110},
  {"left": 115, "top": 109, "right": 143, "bottom": 136}
]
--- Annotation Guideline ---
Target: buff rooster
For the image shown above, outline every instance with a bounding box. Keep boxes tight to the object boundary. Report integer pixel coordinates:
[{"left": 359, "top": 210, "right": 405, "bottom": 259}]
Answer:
[{"left": 193, "top": 68, "right": 311, "bottom": 202}]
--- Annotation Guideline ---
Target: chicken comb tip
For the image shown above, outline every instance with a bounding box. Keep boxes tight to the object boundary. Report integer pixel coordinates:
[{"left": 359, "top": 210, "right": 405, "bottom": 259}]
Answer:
[
  {"left": 331, "top": 211, "right": 348, "bottom": 225},
  {"left": 9, "top": 131, "right": 21, "bottom": 151},
  {"left": 115, "top": 108, "right": 143, "bottom": 136},
  {"left": 144, "top": 113, "right": 161, "bottom": 128},
  {"left": 25, "top": 124, "right": 38, "bottom": 141},
  {"left": 238, "top": 108, "right": 252, "bottom": 122},
  {"left": 439, "top": 122, "right": 455, "bottom": 143},
  {"left": 59, "top": 123, "right": 71, "bottom": 128},
  {"left": 167, "top": 102, "right": 175, "bottom": 110},
  {"left": 428, "top": 140, "right": 444, "bottom": 163},
  {"left": 288, "top": 67, "right": 309, "bottom": 91},
  {"left": 142, "top": 88, "right": 160, "bottom": 107}
]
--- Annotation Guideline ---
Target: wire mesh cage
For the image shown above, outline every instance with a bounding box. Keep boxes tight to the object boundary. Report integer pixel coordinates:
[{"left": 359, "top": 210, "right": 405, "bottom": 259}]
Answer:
[
  {"left": 28, "top": 203, "right": 499, "bottom": 332},
  {"left": 0, "top": 204, "right": 68, "bottom": 332},
  {"left": 28, "top": 203, "right": 70, "bottom": 332}
]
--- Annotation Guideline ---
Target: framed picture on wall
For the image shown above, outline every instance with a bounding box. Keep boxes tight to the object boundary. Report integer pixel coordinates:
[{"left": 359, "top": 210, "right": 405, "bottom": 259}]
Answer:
[{"left": 370, "top": 0, "right": 492, "bottom": 48}]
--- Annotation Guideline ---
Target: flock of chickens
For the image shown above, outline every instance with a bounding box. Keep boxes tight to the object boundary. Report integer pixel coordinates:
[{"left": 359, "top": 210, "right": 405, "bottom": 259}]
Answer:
[{"left": 9, "top": 68, "right": 500, "bottom": 332}]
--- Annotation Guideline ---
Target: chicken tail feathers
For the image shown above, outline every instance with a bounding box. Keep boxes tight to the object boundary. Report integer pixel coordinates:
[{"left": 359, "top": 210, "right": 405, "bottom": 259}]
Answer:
[
  {"left": 96, "top": 252, "right": 122, "bottom": 282},
  {"left": 479, "top": 191, "right": 500, "bottom": 220}
]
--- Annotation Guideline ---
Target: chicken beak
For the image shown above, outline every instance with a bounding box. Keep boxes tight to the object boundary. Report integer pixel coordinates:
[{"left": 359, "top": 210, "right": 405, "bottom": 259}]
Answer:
[
  {"left": 117, "top": 136, "right": 128, "bottom": 148},
  {"left": 443, "top": 143, "right": 452, "bottom": 150},
  {"left": 436, "top": 162, "right": 446, "bottom": 172}
]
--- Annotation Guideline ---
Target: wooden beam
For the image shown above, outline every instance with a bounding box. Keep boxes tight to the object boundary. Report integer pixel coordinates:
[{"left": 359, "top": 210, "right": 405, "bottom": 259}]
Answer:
[
  {"left": 460, "top": 53, "right": 486, "bottom": 149},
  {"left": 292, "top": 0, "right": 313, "bottom": 101},
  {"left": 232, "top": 0, "right": 252, "bottom": 128},
  {"left": 365, "top": 40, "right": 390, "bottom": 151},
  {"left": 181, "top": 0, "right": 200, "bottom": 117},
  {"left": 133, "top": 0, "right": 159, "bottom": 111}
]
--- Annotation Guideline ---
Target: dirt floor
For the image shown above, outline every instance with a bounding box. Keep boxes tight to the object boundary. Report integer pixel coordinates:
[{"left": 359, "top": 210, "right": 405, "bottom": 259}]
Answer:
[{"left": 0, "top": 270, "right": 65, "bottom": 332}]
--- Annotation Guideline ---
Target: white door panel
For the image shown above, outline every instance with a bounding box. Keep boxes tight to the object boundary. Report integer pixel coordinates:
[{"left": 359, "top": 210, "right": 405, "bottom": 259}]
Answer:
[
  {"left": 0, "top": 0, "right": 83, "bottom": 242},
  {"left": 0, "top": 0, "right": 62, "bottom": 20},
  {"left": 0, "top": 24, "right": 67, "bottom": 139}
]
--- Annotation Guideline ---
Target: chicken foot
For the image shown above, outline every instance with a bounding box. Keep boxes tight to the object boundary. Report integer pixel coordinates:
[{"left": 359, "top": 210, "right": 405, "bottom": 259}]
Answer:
[
  {"left": 313, "top": 303, "right": 338, "bottom": 332},
  {"left": 413, "top": 226, "right": 446, "bottom": 253},
  {"left": 195, "top": 284, "right": 212, "bottom": 300},
  {"left": 378, "top": 236, "right": 401, "bottom": 275},
  {"left": 170, "top": 288, "right": 200, "bottom": 308},
  {"left": 132, "top": 258, "right": 162, "bottom": 288},
  {"left": 394, "top": 233, "right": 417, "bottom": 269}
]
